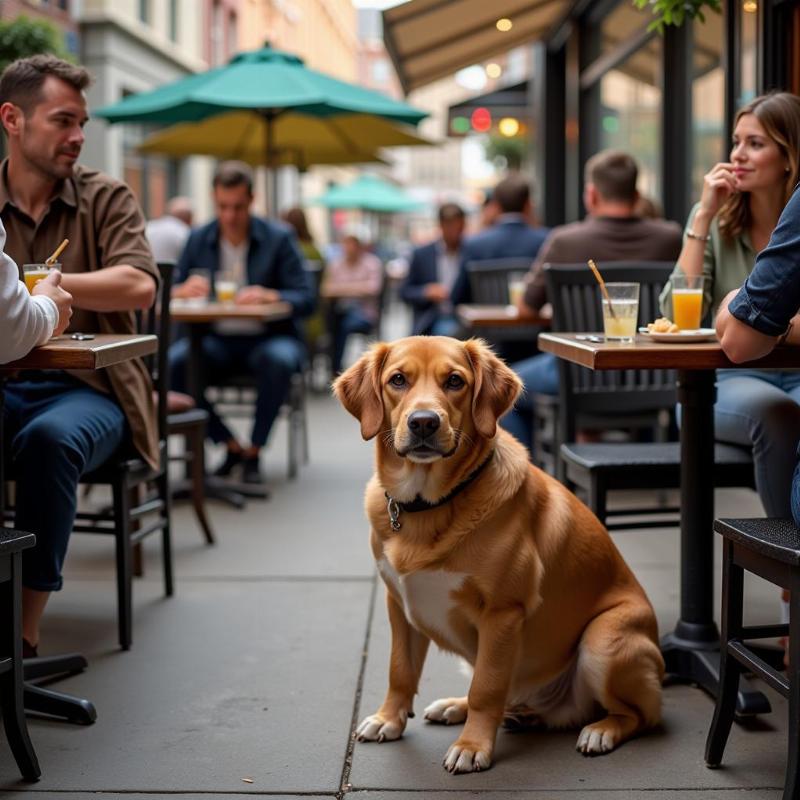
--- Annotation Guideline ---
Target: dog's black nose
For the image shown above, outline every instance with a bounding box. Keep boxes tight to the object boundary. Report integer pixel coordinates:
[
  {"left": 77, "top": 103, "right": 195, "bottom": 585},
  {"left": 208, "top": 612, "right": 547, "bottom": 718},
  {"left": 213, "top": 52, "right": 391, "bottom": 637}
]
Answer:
[{"left": 407, "top": 410, "right": 440, "bottom": 438}]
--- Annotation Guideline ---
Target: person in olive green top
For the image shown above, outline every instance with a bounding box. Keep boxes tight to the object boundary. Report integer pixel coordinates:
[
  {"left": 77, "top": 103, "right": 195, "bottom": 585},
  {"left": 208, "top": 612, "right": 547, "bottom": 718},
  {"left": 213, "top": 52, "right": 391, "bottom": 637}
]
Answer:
[
  {"left": 281, "top": 206, "right": 325, "bottom": 356},
  {"left": 661, "top": 92, "right": 800, "bottom": 529}
]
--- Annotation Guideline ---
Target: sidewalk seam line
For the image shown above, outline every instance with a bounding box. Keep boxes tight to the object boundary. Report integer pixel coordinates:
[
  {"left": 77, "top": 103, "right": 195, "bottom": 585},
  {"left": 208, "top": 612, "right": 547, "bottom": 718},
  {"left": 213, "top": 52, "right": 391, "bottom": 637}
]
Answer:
[{"left": 338, "top": 570, "right": 378, "bottom": 799}]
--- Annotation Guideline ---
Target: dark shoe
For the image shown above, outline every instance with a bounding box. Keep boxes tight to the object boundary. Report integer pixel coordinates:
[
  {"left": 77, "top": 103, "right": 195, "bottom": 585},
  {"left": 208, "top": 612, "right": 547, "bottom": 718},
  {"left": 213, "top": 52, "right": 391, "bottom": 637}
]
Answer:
[
  {"left": 214, "top": 449, "right": 242, "bottom": 477},
  {"left": 22, "top": 638, "right": 38, "bottom": 659},
  {"left": 242, "top": 454, "right": 263, "bottom": 484}
]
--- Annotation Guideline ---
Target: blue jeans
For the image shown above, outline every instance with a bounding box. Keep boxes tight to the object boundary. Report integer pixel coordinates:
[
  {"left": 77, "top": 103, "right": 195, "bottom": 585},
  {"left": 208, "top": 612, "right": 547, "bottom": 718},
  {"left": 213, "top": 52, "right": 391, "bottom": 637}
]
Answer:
[
  {"left": 429, "top": 315, "right": 461, "bottom": 337},
  {"left": 331, "top": 309, "right": 373, "bottom": 374},
  {"left": 170, "top": 333, "right": 306, "bottom": 448},
  {"left": 3, "top": 376, "right": 128, "bottom": 591},
  {"left": 499, "top": 353, "right": 559, "bottom": 455},
  {"left": 715, "top": 369, "right": 800, "bottom": 518}
]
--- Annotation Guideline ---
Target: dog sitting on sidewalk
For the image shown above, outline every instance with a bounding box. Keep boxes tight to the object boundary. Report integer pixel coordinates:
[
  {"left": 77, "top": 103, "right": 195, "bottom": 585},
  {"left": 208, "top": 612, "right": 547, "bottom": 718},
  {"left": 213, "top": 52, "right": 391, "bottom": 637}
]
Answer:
[{"left": 334, "top": 336, "right": 664, "bottom": 774}]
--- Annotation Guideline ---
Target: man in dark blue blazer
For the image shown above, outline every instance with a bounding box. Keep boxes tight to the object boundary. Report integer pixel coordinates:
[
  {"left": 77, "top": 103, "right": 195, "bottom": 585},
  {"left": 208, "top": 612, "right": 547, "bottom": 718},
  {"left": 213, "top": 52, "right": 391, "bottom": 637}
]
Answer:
[
  {"left": 400, "top": 202, "right": 465, "bottom": 336},
  {"left": 169, "top": 162, "right": 314, "bottom": 483},
  {"left": 450, "top": 173, "right": 548, "bottom": 306}
]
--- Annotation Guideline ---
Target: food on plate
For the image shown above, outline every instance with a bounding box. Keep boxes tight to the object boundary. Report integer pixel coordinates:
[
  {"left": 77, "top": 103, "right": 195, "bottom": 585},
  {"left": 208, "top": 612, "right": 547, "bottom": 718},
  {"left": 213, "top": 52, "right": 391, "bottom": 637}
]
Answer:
[{"left": 647, "top": 317, "right": 679, "bottom": 334}]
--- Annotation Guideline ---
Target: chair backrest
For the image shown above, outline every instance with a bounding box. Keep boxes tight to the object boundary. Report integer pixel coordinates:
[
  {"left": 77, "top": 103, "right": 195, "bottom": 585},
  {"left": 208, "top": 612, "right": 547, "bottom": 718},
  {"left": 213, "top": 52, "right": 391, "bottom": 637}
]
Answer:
[
  {"left": 543, "top": 261, "right": 677, "bottom": 437},
  {"left": 138, "top": 262, "right": 175, "bottom": 440},
  {"left": 466, "top": 258, "right": 533, "bottom": 304}
]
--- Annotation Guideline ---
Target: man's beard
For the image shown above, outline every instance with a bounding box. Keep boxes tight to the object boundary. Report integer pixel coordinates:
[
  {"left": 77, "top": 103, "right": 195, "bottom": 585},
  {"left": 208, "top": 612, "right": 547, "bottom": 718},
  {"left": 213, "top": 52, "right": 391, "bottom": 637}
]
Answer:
[{"left": 23, "top": 145, "right": 78, "bottom": 181}]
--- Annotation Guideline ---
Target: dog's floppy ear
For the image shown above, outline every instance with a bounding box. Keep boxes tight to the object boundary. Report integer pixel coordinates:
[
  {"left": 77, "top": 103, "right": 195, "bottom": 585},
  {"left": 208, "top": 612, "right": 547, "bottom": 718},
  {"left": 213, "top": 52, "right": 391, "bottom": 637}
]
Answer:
[
  {"left": 464, "top": 338, "right": 523, "bottom": 439},
  {"left": 333, "top": 342, "right": 391, "bottom": 440}
]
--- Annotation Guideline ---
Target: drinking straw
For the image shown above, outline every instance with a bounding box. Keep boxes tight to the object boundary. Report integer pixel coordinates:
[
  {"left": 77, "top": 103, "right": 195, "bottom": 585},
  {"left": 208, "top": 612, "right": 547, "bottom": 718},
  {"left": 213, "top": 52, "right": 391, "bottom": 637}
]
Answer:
[
  {"left": 45, "top": 238, "right": 69, "bottom": 266},
  {"left": 587, "top": 258, "right": 616, "bottom": 319}
]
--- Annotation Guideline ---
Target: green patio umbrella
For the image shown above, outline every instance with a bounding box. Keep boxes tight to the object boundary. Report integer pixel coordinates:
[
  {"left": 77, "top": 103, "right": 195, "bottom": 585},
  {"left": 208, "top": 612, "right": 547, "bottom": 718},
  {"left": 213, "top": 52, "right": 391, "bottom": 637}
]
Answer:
[
  {"left": 316, "top": 174, "right": 424, "bottom": 213},
  {"left": 94, "top": 46, "right": 428, "bottom": 211}
]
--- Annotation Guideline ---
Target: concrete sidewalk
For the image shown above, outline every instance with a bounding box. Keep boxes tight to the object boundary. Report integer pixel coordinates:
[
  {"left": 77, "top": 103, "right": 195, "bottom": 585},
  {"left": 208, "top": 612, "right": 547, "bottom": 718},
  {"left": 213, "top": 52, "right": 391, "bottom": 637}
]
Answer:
[{"left": 0, "top": 392, "right": 788, "bottom": 799}]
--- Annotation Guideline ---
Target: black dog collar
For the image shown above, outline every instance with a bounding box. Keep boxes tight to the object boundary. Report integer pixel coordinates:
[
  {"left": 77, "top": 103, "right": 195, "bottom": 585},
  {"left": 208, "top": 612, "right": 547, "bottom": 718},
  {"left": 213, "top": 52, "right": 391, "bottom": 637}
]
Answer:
[{"left": 384, "top": 451, "right": 495, "bottom": 531}]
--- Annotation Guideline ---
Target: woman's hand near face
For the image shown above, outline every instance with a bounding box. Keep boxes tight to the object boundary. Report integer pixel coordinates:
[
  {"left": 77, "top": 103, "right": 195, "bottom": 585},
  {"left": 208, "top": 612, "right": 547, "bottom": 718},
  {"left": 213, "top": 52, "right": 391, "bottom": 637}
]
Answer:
[{"left": 696, "top": 162, "right": 738, "bottom": 228}]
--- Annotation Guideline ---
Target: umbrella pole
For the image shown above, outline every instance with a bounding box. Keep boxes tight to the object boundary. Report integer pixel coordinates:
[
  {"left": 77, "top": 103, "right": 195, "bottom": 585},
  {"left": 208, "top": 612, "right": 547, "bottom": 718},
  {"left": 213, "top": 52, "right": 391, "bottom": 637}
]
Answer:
[{"left": 263, "top": 110, "right": 279, "bottom": 217}]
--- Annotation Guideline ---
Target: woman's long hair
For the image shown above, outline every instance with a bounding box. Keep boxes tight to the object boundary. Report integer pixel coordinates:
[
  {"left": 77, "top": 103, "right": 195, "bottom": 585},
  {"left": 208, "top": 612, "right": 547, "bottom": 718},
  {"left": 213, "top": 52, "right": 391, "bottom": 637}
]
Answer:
[
  {"left": 719, "top": 91, "right": 800, "bottom": 241},
  {"left": 281, "top": 207, "right": 314, "bottom": 243}
]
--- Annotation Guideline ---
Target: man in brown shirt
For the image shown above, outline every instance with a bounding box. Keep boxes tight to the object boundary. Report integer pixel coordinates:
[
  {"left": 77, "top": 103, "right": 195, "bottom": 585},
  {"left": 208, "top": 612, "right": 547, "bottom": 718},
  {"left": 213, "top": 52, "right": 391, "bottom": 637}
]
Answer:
[
  {"left": 501, "top": 150, "right": 683, "bottom": 455},
  {"left": 0, "top": 55, "right": 158, "bottom": 655}
]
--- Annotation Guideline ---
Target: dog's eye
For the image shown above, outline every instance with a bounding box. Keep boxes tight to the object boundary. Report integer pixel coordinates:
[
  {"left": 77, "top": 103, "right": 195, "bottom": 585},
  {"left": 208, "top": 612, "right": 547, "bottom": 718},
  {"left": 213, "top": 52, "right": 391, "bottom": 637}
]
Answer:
[
  {"left": 389, "top": 373, "right": 406, "bottom": 388},
  {"left": 445, "top": 373, "right": 465, "bottom": 390}
]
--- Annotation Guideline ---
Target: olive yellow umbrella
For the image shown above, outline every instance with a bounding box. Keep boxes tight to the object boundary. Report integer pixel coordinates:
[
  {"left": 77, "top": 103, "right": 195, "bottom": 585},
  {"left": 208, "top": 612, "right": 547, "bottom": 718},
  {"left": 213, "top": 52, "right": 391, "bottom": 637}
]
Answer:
[{"left": 138, "top": 111, "right": 433, "bottom": 169}]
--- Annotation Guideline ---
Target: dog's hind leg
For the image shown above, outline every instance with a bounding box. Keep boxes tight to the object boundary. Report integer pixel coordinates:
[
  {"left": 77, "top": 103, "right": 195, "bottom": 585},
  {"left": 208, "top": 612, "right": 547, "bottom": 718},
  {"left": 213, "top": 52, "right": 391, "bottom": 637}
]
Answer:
[
  {"left": 574, "top": 604, "right": 664, "bottom": 756},
  {"left": 424, "top": 696, "right": 468, "bottom": 725},
  {"left": 356, "top": 591, "right": 430, "bottom": 743}
]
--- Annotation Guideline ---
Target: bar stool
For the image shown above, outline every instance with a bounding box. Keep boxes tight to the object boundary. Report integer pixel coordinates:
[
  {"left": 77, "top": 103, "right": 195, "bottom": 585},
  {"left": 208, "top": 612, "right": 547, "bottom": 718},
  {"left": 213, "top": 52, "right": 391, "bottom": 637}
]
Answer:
[
  {"left": 705, "top": 518, "right": 799, "bottom": 800},
  {"left": 0, "top": 528, "right": 40, "bottom": 780}
]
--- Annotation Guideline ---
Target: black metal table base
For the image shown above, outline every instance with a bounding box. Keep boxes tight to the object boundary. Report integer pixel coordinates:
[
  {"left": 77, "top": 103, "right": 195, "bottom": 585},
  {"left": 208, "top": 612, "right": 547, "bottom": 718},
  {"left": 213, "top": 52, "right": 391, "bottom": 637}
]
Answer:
[
  {"left": 23, "top": 653, "right": 96, "bottom": 725},
  {"left": 661, "top": 633, "right": 772, "bottom": 716},
  {"left": 172, "top": 476, "right": 269, "bottom": 510}
]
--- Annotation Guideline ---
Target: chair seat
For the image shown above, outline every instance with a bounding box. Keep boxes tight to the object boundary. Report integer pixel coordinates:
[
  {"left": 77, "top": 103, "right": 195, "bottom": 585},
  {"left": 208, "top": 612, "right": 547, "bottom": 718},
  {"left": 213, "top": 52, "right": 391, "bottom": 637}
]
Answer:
[
  {"left": 562, "top": 441, "right": 752, "bottom": 469},
  {"left": 80, "top": 441, "right": 166, "bottom": 485},
  {"left": 167, "top": 408, "right": 208, "bottom": 432},
  {"left": 715, "top": 517, "right": 800, "bottom": 566},
  {"left": 0, "top": 529, "right": 36, "bottom": 555}
]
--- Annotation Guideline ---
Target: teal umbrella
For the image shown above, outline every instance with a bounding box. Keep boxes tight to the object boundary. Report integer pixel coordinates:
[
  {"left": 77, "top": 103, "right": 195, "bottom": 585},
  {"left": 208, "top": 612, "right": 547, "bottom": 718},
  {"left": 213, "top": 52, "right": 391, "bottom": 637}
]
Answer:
[
  {"left": 316, "top": 175, "right": 424, "bottom": 213},
  {"left": 95, "top": 46, "right": 426, "bottom": 125},
  {"left": 94, "top": 46, "right": 428, "bottom": 211}
]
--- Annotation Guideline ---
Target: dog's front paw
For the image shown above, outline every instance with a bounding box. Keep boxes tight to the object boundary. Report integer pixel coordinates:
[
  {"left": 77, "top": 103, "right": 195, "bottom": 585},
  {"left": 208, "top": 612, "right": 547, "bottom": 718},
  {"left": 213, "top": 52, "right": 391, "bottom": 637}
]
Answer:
[
  {"left": 424, "top": 696, "right": 468, "bottom": 725},
  {"left": 576, "top": 721, "right": 618, "bottom": 755},
  {"left": 442, "top": 738, "right": 493, "bottom": 773},
  {"left": 355, "top": 710, "right": 407, "bottom": 743}
]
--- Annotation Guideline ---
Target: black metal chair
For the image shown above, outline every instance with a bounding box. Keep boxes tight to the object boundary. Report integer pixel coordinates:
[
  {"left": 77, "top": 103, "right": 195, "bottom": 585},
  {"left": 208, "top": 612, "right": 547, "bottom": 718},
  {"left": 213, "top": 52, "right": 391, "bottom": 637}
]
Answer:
[
  {"left": 706, "top": 518, "right": 800, "bottom": 799},
  {"left": 536, "top": 262, "right": 678, "bottom": 481},
  {"left": 73, "top": 262, "right": 174, "bottom": 650},
  {"left": 0, "top": 528, "right": 40, "bottom": 780},
  {"left": 464, "top": 258, "right": 540, "bottom": 344},
  {"left": 541, "top": 262, "right": 754, "bottom": 526}
]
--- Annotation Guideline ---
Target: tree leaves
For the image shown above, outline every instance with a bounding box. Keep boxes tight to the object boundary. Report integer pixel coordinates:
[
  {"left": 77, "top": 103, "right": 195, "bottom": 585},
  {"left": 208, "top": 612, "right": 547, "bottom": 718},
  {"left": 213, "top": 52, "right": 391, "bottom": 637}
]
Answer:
[
  {"left": 631, "top": 0, "right": 722, "bottom": 34},
  {"left": 0, "top": 16, "right": 71, "bottom": 75}
]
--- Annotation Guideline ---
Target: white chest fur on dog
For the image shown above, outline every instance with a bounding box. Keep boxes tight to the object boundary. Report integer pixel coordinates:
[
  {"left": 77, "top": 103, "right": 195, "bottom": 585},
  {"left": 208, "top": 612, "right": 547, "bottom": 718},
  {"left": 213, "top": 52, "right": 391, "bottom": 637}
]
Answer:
[{"left": 377, "top": 558, "right": 469, "bottom": 652}]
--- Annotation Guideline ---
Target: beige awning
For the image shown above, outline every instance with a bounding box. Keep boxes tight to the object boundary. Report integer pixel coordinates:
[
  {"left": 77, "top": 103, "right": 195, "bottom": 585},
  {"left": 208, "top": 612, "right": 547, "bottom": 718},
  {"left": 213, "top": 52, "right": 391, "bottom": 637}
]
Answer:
[{"left": 383, "top": 0, "right": 569, "bottom": 93}]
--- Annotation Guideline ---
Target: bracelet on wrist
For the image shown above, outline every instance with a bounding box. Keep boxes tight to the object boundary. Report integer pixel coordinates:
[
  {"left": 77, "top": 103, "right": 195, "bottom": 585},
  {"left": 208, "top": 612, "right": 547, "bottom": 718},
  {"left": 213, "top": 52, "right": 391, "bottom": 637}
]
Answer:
[{"left": 685, "top": 228, "right": 711, "bottom": 242}]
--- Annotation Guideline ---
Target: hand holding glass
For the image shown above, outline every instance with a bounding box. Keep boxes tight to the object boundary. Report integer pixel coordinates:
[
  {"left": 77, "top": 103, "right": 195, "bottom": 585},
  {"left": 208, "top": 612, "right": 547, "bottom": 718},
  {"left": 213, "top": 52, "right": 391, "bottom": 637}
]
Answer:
[
  {"left": 601, "top": 282, "right": 639, "bottom": 342},
  {"left": 23, "top": 263, "right": 60, "bottom": 293},
  {"left": 671, "top": 274, "right": 704, "bottom": 330}
]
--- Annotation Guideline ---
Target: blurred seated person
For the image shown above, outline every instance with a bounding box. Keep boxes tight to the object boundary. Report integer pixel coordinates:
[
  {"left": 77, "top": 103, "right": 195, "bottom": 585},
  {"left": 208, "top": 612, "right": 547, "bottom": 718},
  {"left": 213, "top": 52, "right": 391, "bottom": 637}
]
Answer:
[
  {"left": 400, "top": 202, "right": 466, "bottom": 336},
  {"left": 634, "top": 193, "right": 663, "bottom": 220},
  {"left": 281, "top": 206, "right": 323, "bottom": 265},
  {"left": 501, "top": 150, "right": 683, "bottom": 455},
  {"left": 169, "top": 161, "right": 314, "bottom": 483},
  {"left": 0, "top": 218, "right": 72, "bottom": 363},
  {"left": 145, "top": 196, "right": 193, "bottom": 264},
  {"left": 450, "top": 173, "right": 548, "bottom": 307},
  {"left": 323, "top": 225, "right": 382, "bottom": 375}
]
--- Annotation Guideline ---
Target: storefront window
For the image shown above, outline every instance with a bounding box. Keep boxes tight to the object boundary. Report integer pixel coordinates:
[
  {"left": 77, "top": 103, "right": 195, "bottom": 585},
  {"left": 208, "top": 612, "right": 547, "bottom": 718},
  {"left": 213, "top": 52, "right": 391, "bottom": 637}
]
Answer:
[
  {"left": 692, "top": 11, "right": 725, "bottom": 200},
  {"left": 598, "top": 37, "right": 662, "bottom": 202}
]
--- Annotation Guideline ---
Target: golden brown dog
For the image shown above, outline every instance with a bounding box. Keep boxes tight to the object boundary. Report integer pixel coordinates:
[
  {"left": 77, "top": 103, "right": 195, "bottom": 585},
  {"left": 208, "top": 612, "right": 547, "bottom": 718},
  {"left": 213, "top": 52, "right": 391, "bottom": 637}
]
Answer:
[{"left": 334, "top": 336, "right": 664, "bottom": 774}]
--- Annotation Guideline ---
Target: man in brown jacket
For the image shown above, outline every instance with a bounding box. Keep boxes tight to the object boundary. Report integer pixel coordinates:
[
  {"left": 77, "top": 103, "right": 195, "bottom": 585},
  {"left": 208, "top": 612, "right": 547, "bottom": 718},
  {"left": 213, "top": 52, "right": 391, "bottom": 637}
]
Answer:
[
  {"left": 0, "top": 55, "right": 158, "bottom": 655},
  {"left": 501, "top": 150, "right": 683, "bottom": 455}
]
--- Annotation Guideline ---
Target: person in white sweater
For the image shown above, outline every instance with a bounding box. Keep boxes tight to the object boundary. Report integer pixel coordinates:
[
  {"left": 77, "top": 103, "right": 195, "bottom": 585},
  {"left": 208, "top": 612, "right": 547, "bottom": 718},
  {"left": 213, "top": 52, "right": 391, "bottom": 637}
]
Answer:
[{"left": 0, "top": 218, "right": 72, "bottom": 363}]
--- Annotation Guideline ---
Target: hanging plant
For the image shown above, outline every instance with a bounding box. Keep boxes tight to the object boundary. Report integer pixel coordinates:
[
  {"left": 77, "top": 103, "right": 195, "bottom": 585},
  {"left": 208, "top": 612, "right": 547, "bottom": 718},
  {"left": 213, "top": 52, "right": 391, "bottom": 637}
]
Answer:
[{"left": 632, "top": 0, "right": 722, "bottom": 33}]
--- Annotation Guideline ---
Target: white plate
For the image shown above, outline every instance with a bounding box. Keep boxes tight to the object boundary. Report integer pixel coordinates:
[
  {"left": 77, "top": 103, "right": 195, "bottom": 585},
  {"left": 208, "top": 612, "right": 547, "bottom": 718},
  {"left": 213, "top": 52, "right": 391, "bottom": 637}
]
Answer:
[{"left": 638, "top": 327, "right": 717, "bottom": 343}]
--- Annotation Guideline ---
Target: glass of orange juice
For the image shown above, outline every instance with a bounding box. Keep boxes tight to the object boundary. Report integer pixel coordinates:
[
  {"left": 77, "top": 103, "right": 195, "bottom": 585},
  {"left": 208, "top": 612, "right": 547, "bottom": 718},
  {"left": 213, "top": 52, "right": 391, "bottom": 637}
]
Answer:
[
  {"left": 23, "top": 263, "right": 60, "bottom": 293},
  {"left": 671, "top": 274, "right": 705, "bottom": 330}
]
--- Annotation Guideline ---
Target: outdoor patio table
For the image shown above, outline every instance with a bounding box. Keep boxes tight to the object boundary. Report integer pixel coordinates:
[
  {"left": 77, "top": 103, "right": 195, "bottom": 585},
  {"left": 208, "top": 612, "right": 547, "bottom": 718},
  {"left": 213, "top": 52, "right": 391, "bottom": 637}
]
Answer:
[
  {"left": 456, "top": 303, "right": 551, "bottom": 330},
  {"left": 169, "top": 300, "right": 293, "bottom": 507},
  {"left": 538, "top": 331, "right": 798, "bottom": 716},
  {"left": 0, "top": 332, "right": 158, "bottom": 725}
]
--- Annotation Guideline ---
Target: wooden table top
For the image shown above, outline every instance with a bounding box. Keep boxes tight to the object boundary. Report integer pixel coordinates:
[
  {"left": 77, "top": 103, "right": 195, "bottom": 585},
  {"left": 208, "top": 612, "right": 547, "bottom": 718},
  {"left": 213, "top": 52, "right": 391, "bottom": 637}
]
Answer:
[
  {"left": 1, "top": 333, "right": 157, "bottom": 372},
  {"left": 456, "top": 304, "right": 551, "bottom": 328},
  {"left": 170, "top": 300, "right": 292, "bottom": 323},
  {"left": 538, "top": 332, "right": 800, "bottom": 371}
]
